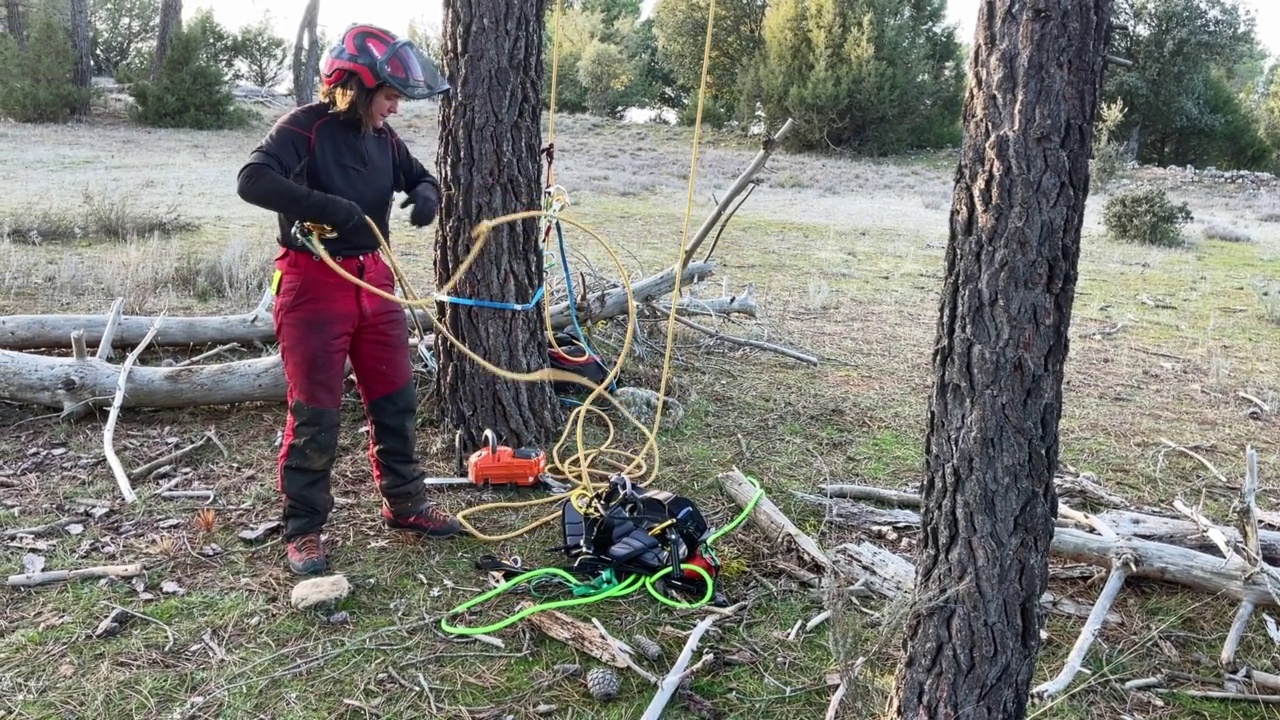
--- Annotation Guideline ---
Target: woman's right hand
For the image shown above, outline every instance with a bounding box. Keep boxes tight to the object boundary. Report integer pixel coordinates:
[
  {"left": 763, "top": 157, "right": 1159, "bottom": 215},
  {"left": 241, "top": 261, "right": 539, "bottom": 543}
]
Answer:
[{"left": 331, "top": 197, "right": 367, "bottom": 233}]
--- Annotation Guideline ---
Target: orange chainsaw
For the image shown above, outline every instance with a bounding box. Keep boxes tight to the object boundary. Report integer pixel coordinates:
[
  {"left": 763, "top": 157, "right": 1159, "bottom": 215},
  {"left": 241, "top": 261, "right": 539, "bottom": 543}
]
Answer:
[{"left": 422, "top": 429, "right": 568, "bottom": 493}]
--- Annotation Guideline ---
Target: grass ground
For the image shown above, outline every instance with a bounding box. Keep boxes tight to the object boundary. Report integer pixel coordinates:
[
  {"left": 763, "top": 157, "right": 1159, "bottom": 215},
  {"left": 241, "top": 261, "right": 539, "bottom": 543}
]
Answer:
[{"left": 1, "top": 101, "right": 1279, "bottom": 719}]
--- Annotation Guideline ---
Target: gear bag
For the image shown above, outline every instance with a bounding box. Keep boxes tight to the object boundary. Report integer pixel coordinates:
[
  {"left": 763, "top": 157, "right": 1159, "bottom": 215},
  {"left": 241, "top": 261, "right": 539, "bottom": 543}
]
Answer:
[
  {"left": 558, "top": 475, "right": 718, "bottom": 584},
  {"left": 548, "top": 331, "right": 612, "bottom": 396}
]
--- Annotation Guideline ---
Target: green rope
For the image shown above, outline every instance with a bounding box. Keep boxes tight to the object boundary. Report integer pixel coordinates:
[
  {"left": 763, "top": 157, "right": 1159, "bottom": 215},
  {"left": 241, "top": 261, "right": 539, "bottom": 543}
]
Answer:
[{"left": 439, "top": 473, "right": 766, "bottom": 635}]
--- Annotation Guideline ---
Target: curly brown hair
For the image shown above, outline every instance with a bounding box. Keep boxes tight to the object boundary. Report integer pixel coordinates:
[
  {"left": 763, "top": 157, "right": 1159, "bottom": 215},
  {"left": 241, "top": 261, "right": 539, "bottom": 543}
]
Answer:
[{"left": 319, "top": 74, "right": 379, "bottom": 130}]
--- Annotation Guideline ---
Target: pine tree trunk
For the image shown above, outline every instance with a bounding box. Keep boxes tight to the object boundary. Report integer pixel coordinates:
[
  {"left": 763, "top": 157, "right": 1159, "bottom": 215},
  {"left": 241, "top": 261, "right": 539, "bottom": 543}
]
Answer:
[
  {"left": 151, "top": 0, "right": 181, "bottom": 81},
  {"left": 4, "top": 0, "right": 25, "bottom": 48},
  {"left": 435, "top": 0, "right": 558, "bottom": 451},
  {"left": 887, "top": 1, "right": 1114, "bottom": 718},
  {"left": 291, "top": 0, "right": 319, "bottom": 105},
  {"left": 69, "top": 0, "right": 92, "bottom": 117}
]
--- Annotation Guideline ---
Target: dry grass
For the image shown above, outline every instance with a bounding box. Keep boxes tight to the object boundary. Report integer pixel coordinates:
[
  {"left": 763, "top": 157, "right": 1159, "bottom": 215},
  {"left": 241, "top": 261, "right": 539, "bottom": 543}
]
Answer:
[
  {"left": 2, "top": 102, "right": 1280, "bottom": 719},
  {"left": 0, "top": 188, "right": 197, "bottom": 245},
  {"left": 1202, "top": 223, "right": 1255, "bottom": 243}
]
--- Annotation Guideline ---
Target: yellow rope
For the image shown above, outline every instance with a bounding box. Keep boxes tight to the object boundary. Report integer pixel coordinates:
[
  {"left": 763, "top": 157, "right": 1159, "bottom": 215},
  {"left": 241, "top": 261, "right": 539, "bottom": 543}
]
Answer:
[
  {"left": 293, "top": 0, "right": 722, "bottom": 543},
  {"left": 617, "top": 0, "right": 717, "bottom": 480}
]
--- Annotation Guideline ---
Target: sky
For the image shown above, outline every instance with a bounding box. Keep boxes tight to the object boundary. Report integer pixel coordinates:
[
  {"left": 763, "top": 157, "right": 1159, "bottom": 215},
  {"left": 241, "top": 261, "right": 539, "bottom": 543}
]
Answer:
[{"left": 193, "top": 0, "right": 1279, "bottom": 57}]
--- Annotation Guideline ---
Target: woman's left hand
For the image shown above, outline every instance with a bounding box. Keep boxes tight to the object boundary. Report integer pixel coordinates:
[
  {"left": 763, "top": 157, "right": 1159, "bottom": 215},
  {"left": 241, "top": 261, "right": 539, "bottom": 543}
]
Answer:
[{"left": 401, "top": 183, "right": 441, "bottom": 227}]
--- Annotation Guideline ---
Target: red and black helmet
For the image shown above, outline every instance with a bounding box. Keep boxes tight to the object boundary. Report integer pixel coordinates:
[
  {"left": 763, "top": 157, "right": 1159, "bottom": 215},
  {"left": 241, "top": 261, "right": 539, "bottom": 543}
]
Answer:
[{"left": 321, "top": 23, "right": 449, "bottom": 101}]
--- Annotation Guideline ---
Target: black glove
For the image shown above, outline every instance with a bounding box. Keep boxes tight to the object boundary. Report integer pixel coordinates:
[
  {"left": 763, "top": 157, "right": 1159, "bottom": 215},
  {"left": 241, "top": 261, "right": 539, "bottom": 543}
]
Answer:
[
  {"left": 400, "top": 182, "right": 440, "bottom": 227},
  {"left": 331, "top": 197, "right": 366, "bottom": 233}
]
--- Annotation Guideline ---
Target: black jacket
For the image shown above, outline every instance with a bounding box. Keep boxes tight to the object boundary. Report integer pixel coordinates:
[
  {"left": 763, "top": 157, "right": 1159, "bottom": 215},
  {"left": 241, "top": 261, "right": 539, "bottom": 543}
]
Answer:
[{"left": 236, "top": 102, "right": 440, "bottom": 256}]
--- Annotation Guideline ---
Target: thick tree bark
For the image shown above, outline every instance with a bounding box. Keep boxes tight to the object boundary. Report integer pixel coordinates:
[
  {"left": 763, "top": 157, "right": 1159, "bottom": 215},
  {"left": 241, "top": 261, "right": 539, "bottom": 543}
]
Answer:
[
  {"left": 291, "top": 0, "right": 319, "bottom": 105},
  {"left": 69, "top": 0, "right": 92, "bottom": 118},
  {"left": 4, "top": 0, "right": 25, "bottom": 48},
  {"left": 435, "top": 0, "right": 557, "bottom": 450},
  {"left": 887, "top": 2, "right": 1114, "bottom": 719},
  {"left": 150, "top": 0, "right": 181, "bottom": 81}
]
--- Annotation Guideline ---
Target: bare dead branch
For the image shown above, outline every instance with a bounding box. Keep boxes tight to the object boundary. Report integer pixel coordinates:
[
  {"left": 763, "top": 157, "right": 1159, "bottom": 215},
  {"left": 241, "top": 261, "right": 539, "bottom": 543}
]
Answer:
[{"left": 105, "top": 315, "right": 165, "bottom": 503}]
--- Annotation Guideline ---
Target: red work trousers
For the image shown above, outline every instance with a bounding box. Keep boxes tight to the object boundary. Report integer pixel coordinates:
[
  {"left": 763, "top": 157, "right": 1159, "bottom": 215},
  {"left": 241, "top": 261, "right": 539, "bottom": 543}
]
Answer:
[{"left": 271, "top": 247, "right": 428, "bottom": 541}]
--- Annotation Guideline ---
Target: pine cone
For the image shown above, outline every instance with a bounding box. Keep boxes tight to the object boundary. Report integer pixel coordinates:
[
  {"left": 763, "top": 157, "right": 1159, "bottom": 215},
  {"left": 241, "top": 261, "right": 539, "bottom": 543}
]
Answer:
[
  {"left": 633, "top": 634, "right": 662, "bottom": 661},
  {"left": 585, "top": 667, "right": 621, "bottom": 701}
]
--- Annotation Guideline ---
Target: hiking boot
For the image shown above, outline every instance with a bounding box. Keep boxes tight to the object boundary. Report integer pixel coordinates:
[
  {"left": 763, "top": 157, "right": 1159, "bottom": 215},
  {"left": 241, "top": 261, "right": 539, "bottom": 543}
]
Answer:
[
  {"left": 382, "top": 502, "right": 462, "bottom": 538},
  {"left": 286, "top": 533, "right": 328, "bottom": 575}
]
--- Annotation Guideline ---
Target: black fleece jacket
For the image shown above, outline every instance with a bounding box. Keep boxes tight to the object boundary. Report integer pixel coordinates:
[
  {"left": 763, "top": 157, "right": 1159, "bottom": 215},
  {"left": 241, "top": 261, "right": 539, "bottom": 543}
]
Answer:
[{"left": 236, "top": 102, "right": 440, "bottom": 256}]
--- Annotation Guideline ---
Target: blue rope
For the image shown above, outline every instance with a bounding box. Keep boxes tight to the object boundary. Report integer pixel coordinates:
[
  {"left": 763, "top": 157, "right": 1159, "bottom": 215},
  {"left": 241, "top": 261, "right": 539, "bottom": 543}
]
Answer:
[
  {"left": 555, "top": 219, "right": 616, "bottom": 393},
  {"left": 435, "top": 284, "right": 545, "bottom": 312}
]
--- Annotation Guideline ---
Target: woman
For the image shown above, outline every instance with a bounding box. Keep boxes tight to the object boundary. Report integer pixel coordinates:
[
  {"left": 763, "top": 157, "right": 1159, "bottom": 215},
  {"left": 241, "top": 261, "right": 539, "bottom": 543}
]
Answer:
[{"left": 236, "top": 23, "right": 460, "bottom": 576}]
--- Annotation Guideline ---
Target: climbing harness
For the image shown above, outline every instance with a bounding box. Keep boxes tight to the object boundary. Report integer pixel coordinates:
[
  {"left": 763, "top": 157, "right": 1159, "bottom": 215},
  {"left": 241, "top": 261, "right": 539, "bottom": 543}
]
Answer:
[{"left": 440, "top": 473, "right": 764, "bottom": 636}]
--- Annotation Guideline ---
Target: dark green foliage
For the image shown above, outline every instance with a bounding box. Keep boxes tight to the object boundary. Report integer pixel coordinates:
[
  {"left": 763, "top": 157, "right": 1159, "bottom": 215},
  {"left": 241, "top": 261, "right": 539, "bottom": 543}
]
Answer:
[
  {"left": 187, "top": 9, "right": 238, "bottom": 81},
  {"left": 1257, "top": 66, "right": 1280, "bottom": 171},
  {"left": 572, "top": 0, "right": 642, "bottom": 27},
  {"left": 90, "top": 0, "right": 159, "bottom": 76},
  {"left": 542, "top": 4, "right": 658, "bottom": 117},
  {"left": 744, "top": 0, "right": 964, "bottom": 153},
  {"left": 129, "top": 23, "right": 250, "bottom": 130},
  {"left": 652, "top": 0, "right": 766, "bottom": 125},
  {"left": 1105, "top": 0, "right": 1271, "bottom": 170},
  {"left": 235, "top": 15, "right": 290, "bottom": 88},
  {"left": 0, "top": 9, "right": 94, "bottom": 123},
  {"left": 624, "top": 17, "right": 681, "bottom": 111},
  {"left": 1103, "top": 188, "right": 1194, "bottom": 247}
]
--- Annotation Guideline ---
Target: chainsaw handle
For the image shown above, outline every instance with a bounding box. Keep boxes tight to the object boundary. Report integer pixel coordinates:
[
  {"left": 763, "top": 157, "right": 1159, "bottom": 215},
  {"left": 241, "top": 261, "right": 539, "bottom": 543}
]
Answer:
[{"left": 482, "top": 428, "right": 498, "bottom": 455}]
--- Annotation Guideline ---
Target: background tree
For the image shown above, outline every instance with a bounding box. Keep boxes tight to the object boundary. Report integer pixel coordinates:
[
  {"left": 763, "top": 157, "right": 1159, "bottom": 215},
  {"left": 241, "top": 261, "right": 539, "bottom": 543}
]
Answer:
[
  {"left": 1106, "top": 0, "right": 1269, "bottom": 168},
  {"left": 1261, "top": 66, "right": 1280, "bottom": 169},
  {"left": 4, "top": 0, "right": 26, "bottom": 48},
  {"left": 624, "top": 16, "right": 680, "bottom": 112},
  {"left": 150, "top": 0, "right": 180, "bottom": 80},
  {"left": 406, "top": 16, "right": 443, "bottom": 67},
  {"left": 0, "top": 4, "right": 92, "bottom": 122},
  {"left": 130, "top": 19, "right": 246, "bottom": 129},
  {"left": 436, "top": 0, "right": 559, "bottom": 450},
  {"left": 90, "top": 0, "right": 158, "bottom": 77},
  {"left": 540, "top": 4, "right": 608, "bottom": 113},
  {"left": 235, "top": 14, "right": 289, "bottom": 89},
  {"left": 186, "top": 8, "right": 237, "bottom": 81},
  {"left": 573, "top": 0, "right": 640, "bottom": 27},
  {"left": 744, "top": 0, "right": 964, "bottom": 153},
  {"left": 69, "top": 0, "right": 91, "bottom": 117},
  {"left": 291, "top": 0, "right": 319, "bottom": 105},
  {"left": 887, "top": 0, "right": 1114, "bottom": 717},
  {"left": 652, "top": 0, "right": 767, "bottom": 124}
]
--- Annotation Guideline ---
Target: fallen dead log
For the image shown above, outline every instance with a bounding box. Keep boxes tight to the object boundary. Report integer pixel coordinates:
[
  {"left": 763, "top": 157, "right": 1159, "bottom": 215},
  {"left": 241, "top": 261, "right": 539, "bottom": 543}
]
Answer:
[
  {"left": 1049, "top": 527, "right": 1280, "bottom": 607},
  {"left": 547, "top": 261, "right": 717, "bottom": 331},
  {"left": 0, "top": 292, "right": 276, "bottom": 351},
  {"left": 3, "top": 265, "right": 730, "bottom": 352},
  {"left": 804, "top": 490, "right": 1280, "bottom": 564},
  {"left": 0, "top": 350, "right": 286, "bottom": 413}
]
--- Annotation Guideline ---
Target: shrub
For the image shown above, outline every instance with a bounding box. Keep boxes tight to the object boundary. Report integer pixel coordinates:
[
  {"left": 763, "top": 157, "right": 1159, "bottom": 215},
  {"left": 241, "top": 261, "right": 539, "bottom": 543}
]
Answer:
[
  {"left": 129, "top": 23, "right": 250, "bottom": 129},
  {"left": 1102, "top": 188, "right": 1194, "bottom": 247},
  {"left": 0, "top": 11, "right": 94, "bottom": 123},
  {"left": 1254, "top": 278, "right": 1280, "bottom": 325},
  {"left": 1201, "top": 223, "right": 1253, "bottom": 243}
]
